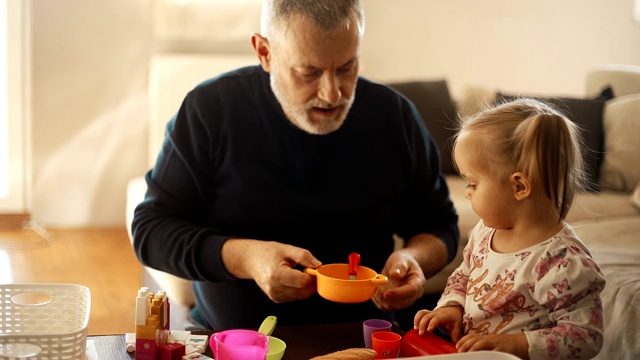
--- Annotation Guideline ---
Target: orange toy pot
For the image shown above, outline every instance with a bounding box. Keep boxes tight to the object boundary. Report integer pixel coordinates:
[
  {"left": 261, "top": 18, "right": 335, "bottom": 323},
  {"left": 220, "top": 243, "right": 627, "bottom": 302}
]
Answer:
[{"left": 305, "top": 264, "right": 388, "bottom": 303}]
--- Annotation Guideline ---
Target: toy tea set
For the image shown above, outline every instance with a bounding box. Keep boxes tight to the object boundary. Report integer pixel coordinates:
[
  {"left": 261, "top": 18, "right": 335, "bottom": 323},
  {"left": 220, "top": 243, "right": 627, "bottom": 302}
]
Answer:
[{"left": 209, "top": 253, "right": 458, "bottom": 359}]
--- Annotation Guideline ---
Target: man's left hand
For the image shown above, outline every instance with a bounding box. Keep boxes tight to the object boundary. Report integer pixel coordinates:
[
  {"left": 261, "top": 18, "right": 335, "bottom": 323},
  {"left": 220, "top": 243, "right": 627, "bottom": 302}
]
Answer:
[{"left": 371, "top": 250, "right": 426, "bottom": 311}]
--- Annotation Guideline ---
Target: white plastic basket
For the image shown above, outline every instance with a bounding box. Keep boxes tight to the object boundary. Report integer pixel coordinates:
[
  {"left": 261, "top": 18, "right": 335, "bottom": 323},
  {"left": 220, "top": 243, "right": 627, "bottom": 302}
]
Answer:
[{"left": 0, "top": 284, "right": 91, "bottom": 360}]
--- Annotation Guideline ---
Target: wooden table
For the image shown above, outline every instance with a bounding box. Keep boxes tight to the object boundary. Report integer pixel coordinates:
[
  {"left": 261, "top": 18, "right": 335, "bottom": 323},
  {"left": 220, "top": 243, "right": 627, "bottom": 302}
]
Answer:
[{"left": 89, "top": 322, "right": 404, "bottom": 360}]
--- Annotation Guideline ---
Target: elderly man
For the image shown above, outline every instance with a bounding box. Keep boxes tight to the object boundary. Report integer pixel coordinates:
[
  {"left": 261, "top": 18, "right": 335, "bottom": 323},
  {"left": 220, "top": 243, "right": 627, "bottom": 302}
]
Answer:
[{"left": 132, "top": 0, "right": 459, "bottom": 331}]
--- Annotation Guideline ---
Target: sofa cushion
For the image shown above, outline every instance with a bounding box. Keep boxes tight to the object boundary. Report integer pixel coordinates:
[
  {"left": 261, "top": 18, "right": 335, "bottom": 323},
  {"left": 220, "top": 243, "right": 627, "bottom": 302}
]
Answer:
[
  {"left": 567, "top": 189, "right": 639, "bottom": 224},
  {"left": 571, "top": 217, "right": 640, "bottom": 360},
  {"left": 632, "top": 182, "right": 640, "bottom": 210},
  {"left": 388, "top": 81, "right": 458, "bottom": 174},
  {"left": 599, "top": 94, "right": 640, "bottom": 192},
  {"left": 496, "top": 91, "right": 612, "bottom": 192},
  {"left": 586, "top": 63, "right": 640, "bottom": 98}
]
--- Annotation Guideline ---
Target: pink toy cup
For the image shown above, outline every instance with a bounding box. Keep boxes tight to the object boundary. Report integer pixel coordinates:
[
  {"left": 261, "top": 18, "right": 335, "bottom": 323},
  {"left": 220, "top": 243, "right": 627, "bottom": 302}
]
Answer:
[
  {"left": 363, "top": 319, "right": 392, "bottom": 349},
  {"left": 210, "top": 329, "right": 269, "bottom": 360}
]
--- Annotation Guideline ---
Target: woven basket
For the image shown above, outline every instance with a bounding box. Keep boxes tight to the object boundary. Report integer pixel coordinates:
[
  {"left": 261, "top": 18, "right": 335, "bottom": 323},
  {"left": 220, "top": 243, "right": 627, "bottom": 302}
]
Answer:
[{"left": 0, "top": 284, "right": 91, "bottom": 360}]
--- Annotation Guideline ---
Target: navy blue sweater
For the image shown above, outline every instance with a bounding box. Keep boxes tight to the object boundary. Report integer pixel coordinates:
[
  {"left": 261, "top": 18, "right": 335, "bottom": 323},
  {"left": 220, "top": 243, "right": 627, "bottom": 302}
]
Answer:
[{"left": 132, "top": 66, "right": 459, "bottom": 330}]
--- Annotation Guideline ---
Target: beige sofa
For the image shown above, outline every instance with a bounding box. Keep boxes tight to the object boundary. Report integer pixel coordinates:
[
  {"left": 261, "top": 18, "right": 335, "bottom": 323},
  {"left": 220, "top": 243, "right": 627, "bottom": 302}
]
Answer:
[{"left": 127, "top": 61, "right": 640, "bottom": 359}]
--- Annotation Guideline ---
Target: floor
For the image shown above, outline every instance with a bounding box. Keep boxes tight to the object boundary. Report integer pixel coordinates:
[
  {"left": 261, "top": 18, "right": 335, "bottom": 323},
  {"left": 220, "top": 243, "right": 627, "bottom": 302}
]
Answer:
[{"left": 1, "top": 225, "right": 143, "bottom": 335}]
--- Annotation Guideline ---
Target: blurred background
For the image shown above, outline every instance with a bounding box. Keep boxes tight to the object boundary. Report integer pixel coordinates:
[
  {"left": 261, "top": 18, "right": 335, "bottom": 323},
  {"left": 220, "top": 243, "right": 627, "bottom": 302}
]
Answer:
[{"left": 2, "top": 0, "right": 640, "bottom": 228}]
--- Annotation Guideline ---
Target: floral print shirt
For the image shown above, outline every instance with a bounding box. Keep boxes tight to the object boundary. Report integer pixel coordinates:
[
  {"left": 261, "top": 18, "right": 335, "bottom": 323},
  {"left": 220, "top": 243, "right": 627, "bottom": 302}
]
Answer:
[{"left": 437, "top": 221, "right": 606, "bottom": 359}]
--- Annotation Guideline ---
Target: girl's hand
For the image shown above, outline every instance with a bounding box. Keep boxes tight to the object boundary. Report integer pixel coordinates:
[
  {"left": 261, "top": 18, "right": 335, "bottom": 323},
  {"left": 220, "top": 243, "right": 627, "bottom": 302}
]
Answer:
[
  {"left": 456, "top": 333, "right": 529, "bottom": 359},
  {"left": 413, "top": 305, "right": 463, "bottom": 342}
]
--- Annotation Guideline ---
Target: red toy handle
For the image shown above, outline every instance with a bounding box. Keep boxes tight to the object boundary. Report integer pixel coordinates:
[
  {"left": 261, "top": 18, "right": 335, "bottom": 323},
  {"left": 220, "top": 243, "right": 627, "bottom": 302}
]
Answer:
[{"left": 348, "top": 252, "right": 360, "bottom": 278}]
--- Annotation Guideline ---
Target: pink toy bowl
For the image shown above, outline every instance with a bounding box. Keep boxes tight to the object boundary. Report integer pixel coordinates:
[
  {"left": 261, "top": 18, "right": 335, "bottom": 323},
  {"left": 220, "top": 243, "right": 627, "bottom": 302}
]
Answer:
[{"left": 210, "top": 329, "right": 269, "bottom": 360}]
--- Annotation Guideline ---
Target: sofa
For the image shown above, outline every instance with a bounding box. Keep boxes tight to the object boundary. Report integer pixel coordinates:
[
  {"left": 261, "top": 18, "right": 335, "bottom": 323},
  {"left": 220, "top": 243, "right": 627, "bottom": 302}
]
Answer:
[{"left": 126, "top": 59, "right": 640, "bottom": 359}]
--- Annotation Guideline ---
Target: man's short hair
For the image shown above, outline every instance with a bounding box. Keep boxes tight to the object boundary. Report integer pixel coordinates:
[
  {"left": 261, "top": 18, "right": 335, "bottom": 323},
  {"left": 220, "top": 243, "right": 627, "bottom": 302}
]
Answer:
[{"left": 260, "top": 0, "right": 365, "bottom": 40}]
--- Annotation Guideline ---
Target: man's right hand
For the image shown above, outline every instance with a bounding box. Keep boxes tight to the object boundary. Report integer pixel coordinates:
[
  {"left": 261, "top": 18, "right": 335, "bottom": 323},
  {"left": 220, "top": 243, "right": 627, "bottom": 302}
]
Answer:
[{"left": 221, "top": 239, "right": 322, "bottom": 303}]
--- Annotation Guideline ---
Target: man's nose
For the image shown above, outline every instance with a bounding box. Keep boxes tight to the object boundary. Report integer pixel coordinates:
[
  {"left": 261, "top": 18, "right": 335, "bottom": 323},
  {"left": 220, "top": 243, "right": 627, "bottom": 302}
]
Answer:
[{"left": 318, "top": 73, "right": 341, "bottom": 104}]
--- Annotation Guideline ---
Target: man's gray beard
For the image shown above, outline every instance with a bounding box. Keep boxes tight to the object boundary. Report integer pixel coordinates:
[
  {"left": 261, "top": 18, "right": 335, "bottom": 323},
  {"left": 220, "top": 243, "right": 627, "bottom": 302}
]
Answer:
[{"left": 270, "top": 76, "right": 355, "bottom": 135}]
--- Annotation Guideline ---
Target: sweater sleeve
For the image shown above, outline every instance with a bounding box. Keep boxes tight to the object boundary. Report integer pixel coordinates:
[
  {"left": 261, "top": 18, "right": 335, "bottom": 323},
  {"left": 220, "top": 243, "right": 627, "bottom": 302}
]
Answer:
[
  {"left": 394, "top": 99, "right": 460, "bottom": 263},
  {"left": 131, "top": 91, "right": 235, "bottom": 282},
  {"left": 525, "top": 242, "right": 606, "bottom": 360}
]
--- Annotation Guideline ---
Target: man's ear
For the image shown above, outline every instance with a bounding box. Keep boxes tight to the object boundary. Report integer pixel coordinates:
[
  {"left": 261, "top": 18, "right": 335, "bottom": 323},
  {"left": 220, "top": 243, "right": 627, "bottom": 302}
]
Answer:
[
  {"left": 511, "top": 172, "right": 532, "bottom": 201},
  {"left": 251, "top": 33, "right": 271, "bottom": 72}
]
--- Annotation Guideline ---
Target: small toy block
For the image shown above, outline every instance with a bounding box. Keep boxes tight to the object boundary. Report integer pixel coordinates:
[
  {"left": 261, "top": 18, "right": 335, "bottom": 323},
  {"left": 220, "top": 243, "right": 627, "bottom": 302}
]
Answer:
[
  {"left": 168, "top": 330, "right": 191, "bottom": 344},
  {"left": 160, "top": 342, "right": 186, "bottom": 360},
  {"left": 125, "top": 332, "right": 136, "bottom": 352},
  {"left": 185, "top": 334, "right": 208, "bottom": 353}
]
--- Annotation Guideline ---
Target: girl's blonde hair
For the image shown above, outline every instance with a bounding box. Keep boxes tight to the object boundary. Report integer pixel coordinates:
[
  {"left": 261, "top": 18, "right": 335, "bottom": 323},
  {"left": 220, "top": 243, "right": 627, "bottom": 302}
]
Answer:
[{"left": 453, "top": 98, "right": 587, "bottom": 222}]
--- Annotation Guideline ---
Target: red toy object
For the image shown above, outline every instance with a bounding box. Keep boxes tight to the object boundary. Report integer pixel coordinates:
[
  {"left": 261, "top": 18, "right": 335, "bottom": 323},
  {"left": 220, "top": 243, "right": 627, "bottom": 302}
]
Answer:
[
  {"left": 160, "top": 342, "right": 186, "bottom": 360},
  {"left": 348, "top": 252, "right": 360, "bottom": 280},
  {"left": 400, "top": 329, "right": 458, "bottom": 357}
]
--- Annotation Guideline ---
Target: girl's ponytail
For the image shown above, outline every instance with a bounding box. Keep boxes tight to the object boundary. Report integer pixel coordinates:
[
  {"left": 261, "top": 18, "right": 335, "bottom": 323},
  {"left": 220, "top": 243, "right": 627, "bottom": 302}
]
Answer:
[{"left": 516, "top": 113, "right": 585, "bottom": 221}]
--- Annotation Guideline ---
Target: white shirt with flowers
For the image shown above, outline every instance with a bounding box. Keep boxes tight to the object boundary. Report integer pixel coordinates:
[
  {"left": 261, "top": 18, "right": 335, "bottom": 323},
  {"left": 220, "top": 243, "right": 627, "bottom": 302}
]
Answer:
[{"left": 436, "top": 221, "right": 606, "bottom": 360}]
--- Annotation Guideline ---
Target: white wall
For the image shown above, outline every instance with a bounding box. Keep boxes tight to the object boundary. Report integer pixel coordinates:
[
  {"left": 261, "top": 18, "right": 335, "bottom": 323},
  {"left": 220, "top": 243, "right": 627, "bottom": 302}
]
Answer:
[
  {"left": 30, "top": 0, "right": 152, "bottom": 227},
  {"left": 360, "top": 0, "right": 640, "bottom": 99},
  {"left": 27, "top": 0, "right": 640, "bottom": 227}
]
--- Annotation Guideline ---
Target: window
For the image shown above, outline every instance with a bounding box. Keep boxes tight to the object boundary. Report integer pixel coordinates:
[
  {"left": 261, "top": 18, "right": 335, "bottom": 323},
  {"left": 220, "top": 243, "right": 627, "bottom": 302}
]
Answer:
[{"left": 0, "top": 0, "right": 28, "bottom": 213}]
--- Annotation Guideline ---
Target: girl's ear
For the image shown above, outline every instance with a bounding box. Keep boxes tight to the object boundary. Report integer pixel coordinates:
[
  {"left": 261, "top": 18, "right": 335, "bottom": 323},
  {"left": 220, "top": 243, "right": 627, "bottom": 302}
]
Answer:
[
  {"left": 251, "top": 33, "right": 271, "bottom": 72},
  {"left": 511, "top": 172, "right": 532, "bottom": 201}
]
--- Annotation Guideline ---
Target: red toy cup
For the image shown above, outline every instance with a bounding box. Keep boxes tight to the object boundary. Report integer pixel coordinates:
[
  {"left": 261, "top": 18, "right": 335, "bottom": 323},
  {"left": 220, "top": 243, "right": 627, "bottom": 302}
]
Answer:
[{"left": 371, "top": 331, "right": 401, "bottom": 359}]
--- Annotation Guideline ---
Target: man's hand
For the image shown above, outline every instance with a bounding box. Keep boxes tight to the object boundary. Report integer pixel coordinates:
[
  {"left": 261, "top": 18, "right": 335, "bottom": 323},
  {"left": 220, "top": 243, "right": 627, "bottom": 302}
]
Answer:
[
  {"left": 372, "top": 233, "right": 449, "bottom": 311},
  {"left": 371, "top": 250, "right": 426, "bottom": 311},
  {"left": 221, "top": 239, "right": 322, "bottom": 303}
]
